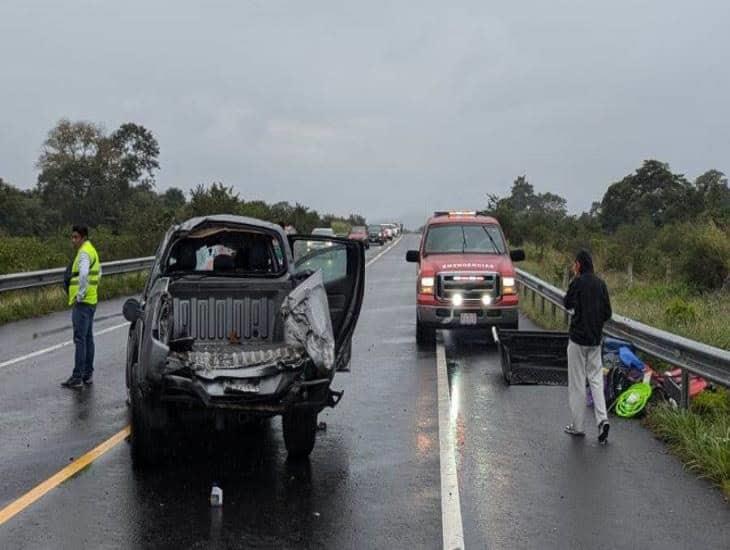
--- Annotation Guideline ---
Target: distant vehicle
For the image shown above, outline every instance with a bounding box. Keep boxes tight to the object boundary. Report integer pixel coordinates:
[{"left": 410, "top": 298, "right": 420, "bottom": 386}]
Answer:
[
  {"left": 406, "top": 211, "right": 525, "bottom": 345},
  {"left": 122, "top": 215, "right": 365, "bottom": 466},
  {"left": 310, "top": 227, "right": 336, "bottom": 249},
  {"left": 368, "top": 226, "right": 385, "bottom": 245},
  {"left": 386, "top": 223, "right": 400, "bottom": 237},
  {"left": 347, "top": 225, "right": 370, "bottom": 249},
  {"left": 383, "top": 227, "right": 394, "bottom": 240}
]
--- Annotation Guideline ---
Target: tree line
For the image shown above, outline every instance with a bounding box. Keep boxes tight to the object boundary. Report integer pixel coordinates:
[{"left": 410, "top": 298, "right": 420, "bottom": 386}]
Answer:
[
  {"left": 0, "top": 119, "right": 366, "bottom": 273},
  {"left": 486, "top": 160, "right": 730, "bottom": 290}
]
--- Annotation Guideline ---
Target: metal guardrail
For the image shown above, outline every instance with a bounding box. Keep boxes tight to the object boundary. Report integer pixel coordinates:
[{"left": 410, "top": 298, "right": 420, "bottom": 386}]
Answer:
[
  {"left": 0, "top": 257, "right": 154, "bottom": 293},
  {"left": 515, "top": 268, "right": 730, "bottom": 408}
]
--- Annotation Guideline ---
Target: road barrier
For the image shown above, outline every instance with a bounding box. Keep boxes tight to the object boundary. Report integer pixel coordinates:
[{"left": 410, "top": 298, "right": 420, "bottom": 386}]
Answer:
[
  {"left": 0, "top": 257, "right": 155, "bottom": 293},
  {"left": 515, "top": 268, "right": 730, "bottom": 409}
]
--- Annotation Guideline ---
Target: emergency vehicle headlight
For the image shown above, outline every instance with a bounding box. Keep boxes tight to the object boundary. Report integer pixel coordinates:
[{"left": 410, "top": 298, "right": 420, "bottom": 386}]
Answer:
[
  {"left": 452, "top": 293, "right": 464, "bottom": 306},
  {"left": 502, "top": 276, "right": 516, "bottom": 295},
  {"left": 419, "top": 276, "right": 435, "bottom": 295},
  {"left": 482, "top": 295, "right": 492, "bottom": 306}
]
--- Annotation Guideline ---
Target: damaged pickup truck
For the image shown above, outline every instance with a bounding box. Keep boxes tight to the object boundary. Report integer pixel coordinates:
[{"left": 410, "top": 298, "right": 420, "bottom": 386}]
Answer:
[{"left": 122, "top": 215, "right": 365, "bottom": 466}]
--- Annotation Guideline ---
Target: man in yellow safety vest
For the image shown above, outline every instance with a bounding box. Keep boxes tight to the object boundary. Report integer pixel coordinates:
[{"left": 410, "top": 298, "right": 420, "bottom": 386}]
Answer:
[{"left": 61, "top": 225, "right": 102, "bottom": 389}]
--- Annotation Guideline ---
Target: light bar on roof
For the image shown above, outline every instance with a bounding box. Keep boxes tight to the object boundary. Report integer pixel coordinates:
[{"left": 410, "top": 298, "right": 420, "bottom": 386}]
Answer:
[{"left": 433, "top": 211, "right": 477, "bottom": 217}]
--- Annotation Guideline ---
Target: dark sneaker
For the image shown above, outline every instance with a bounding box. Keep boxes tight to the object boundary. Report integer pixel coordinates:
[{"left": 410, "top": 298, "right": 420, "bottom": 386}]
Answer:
[
  {"left": 61, "top": 377, "right": 83, "bottom": 389},
  {"left": 564, "top": 424, "right": 585, "bottom": 436},
  {"left": 82, "top": 376, "right": 94, "bottom": 386},
  {"left": 598, "top": 421, "right": 610, "bottom": 444}
]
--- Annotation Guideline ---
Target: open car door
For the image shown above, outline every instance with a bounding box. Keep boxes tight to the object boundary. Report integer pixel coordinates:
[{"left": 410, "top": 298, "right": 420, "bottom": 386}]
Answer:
[{"left": 289, "top": 236, "right": 365, "bottom": 371}]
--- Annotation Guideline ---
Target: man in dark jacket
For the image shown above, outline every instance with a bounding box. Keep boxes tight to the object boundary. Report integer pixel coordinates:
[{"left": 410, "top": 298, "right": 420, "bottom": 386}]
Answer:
[{"left": 563, "top": 250, "right": 612, "bottom": 443}]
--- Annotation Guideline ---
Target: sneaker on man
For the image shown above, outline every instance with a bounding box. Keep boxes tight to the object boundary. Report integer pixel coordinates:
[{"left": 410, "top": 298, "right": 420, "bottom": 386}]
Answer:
[
  {"left": 82, "top": 376, "right": 93, "bottom": 386},
  {"left": 61, "top": 377, "right": 83, "bottom": 389},
  {"left": 564, "top": 424, "right": 585, "bottom": 436},
  {"left": 598, "top": 421, "right": 610, "bottom": 444}
]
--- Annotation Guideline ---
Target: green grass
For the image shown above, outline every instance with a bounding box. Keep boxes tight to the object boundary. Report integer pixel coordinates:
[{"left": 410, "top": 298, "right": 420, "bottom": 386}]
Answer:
[
  {"left": 645, "top": 390, "right": 730, "bottom": 498},
  {"left": 518, "top": 243, "right": 730, "bottom": 350},
  {"left": 0, "top": 271, "right": 148, "bottom": 325}
]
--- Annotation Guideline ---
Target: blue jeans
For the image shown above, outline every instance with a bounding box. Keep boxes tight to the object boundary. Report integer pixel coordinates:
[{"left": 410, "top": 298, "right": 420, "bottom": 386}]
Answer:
[{"left": 72, "top": 303, "right": 96, "bottom": 380}]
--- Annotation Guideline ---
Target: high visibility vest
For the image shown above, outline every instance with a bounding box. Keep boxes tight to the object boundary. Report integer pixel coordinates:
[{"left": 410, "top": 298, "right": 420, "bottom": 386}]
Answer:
[{"left": 68, "top": 241, "right": 101, "bottom": 306}]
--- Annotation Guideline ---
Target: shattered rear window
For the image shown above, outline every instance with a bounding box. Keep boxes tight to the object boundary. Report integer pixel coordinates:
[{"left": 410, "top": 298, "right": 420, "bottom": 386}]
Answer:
[{"left": 166, "top": 229, "right": 285, "bottom": 276}]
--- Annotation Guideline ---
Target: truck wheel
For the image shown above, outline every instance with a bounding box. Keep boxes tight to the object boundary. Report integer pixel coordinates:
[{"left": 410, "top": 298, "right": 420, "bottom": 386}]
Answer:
[
  {"left": 282, "top": 411, "right": 318, "bottom": 459},
  {"left": 416, "top": 322, "right": 435, "bottom": 347},
  {"left": 130, "top": 378, "right": 163, "bottom": 468}
]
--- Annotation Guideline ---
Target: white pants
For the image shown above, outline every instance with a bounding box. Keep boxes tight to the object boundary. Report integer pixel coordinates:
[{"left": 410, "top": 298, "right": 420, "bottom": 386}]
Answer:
[{"left": 567, "top": 340, "right": 608, "bottom": 432}]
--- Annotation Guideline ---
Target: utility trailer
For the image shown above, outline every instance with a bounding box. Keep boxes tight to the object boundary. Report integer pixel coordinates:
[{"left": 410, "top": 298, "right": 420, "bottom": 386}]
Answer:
[{"left": 492, "top": 327, "right": 569, "bottom": 385}]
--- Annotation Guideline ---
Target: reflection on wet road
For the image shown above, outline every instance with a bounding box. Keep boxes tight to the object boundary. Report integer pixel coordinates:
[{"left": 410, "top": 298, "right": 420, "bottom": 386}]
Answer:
[{"left": 0, "top": 235, "right": 729, "bottom": 549}]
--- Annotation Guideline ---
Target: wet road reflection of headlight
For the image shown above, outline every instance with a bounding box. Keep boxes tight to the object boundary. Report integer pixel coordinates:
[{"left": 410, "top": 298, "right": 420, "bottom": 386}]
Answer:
[{"left": 452, "top": 293, "right": 464, "bottom": 307}]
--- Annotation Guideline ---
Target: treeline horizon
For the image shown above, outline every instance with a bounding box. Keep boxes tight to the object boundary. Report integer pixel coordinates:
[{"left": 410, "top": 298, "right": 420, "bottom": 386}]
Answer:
[
  {"left": 484, "top": 160, "right": 730, "bottom": 291},
  {"left": 0, "top": 119, "right": 367, "bottom": 273}
]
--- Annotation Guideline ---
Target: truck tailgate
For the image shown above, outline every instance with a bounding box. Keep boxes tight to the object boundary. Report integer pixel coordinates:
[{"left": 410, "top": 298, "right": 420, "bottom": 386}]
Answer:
[{"left": 493, "top": 327, "right": 569, "bottom": 385}]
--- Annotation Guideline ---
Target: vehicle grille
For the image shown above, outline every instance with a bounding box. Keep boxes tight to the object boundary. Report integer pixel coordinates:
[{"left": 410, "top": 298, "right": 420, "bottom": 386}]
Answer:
[{"left": 436, "top": 272, "right": 500, "bottom": 303}]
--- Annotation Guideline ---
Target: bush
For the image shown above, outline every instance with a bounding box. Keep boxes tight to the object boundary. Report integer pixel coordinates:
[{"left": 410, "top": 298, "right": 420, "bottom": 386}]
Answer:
[
  {"left": 664, "top": 298, "right": 698, "bottom": 325},
  {"left": 678, "top": 223, "right": 730, "bottom": 291},
  {"left": 692, "top": 388, "right": 730, "bottom": 418},
  {"left": 0, "top": 236, "right": 69, "bottom": 274}
]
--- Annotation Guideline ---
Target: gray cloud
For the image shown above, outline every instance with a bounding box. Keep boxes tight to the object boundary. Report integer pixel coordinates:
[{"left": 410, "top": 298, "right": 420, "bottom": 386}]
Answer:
[{"left": 1, "top": 1, "right": 729, "bottom": 227}]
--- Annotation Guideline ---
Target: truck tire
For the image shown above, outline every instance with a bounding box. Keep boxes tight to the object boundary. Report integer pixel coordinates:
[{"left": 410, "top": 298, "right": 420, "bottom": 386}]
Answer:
[
  {"left": 282, "top": 411, "right": 318, "bottom": 459},
  {"left": 416, "top": 322, "right": 435, "bottom": 347},
  {"left": 130, "top": 375, "right": 163, "bottom": 468}
]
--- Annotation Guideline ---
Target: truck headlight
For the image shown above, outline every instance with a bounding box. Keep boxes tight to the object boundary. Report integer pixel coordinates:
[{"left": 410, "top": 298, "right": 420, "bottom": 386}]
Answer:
[
  {"left": 482, "top": 295, "right": 492, "bottom": 306},
  {"left": 419, "top": 276, "right": 434, "bottom": 294},
  {"left": 502, "top": 276, "right": 516, "bottom": 295},
  {"left": 452, "top": 293, "right": 464, "bottom": 307}
]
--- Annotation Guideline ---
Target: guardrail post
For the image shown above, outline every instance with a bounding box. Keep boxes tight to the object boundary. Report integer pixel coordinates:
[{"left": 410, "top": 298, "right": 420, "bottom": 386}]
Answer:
[
  {"left": 541, "top": 295, "right": 545, "bottom": 314},
  {"left": 531, "top": 288, "right": 536, "bottom": 306},
  {"left": 680, "top": 369, "right": 689, "bottom": 409},
  {"left": 551, "top": 303, "right": 556, "bottom": 319}
]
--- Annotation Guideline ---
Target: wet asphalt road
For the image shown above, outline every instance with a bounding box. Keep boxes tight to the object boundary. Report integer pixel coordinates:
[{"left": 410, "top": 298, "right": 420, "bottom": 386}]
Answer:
[{"left": 1, "top": 235, "right": 729, "bottom": 549}]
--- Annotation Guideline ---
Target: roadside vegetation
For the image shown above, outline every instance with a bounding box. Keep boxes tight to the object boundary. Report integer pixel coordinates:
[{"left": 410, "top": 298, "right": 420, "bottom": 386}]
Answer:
[
  {"left": 0, "top": 119, "right": 367, "bottom": 276},
  {"left": 0, "top": 272, "right": 148, "bottom": 325}
]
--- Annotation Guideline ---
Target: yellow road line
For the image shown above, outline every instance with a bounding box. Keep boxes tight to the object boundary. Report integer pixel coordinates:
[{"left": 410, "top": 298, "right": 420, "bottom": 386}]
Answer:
[{"left": 0, "top": 425, "right": 130, "bottom": 526}]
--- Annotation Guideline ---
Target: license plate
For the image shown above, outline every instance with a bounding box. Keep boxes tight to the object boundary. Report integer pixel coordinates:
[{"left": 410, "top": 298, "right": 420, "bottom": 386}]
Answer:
[
  {"left": 460, "top": 313, "right": 477, "bottom": 325},
  {"left": 225, "top": 380, "right": 260, "bottom": 394}
]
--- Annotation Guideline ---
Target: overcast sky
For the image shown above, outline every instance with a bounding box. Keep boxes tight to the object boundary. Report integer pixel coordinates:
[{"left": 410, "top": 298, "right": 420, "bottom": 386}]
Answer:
[{"left": 1, "top": 1, "right": 729, "bottom": 227}]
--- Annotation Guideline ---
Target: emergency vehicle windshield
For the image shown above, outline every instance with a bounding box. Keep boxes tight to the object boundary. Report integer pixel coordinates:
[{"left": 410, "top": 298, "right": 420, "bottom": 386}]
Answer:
[{"left": 424, "top": 224, "right": 506, "bottom": 255}]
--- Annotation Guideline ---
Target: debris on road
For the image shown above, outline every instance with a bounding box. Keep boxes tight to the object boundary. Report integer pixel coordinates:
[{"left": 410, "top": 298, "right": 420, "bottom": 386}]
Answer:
[{"left": 210, "top": 483, "right": 223, "bottom": 507}]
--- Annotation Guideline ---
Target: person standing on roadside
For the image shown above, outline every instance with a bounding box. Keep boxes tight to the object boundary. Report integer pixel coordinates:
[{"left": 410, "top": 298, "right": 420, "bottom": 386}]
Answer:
[
  {"left": 61, "top": 225, "right": 102, "bottom": 389},
  {"left": 563, "top": 250, "right": 612, "bottom": 444}
]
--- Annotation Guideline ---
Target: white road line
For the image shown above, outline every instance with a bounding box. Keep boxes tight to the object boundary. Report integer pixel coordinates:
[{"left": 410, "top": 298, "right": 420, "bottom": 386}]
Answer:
[
  {"left": 0, "top": 322, "right": 129, "bottom": 371},
  {"left": 365, "top": 236, "right": 402, "bottom": 267},
  {"left": 437, "top": 338, "right": 465, "bottom": 550},
  {"left": 0, "top": 236, "right": 403, "bottom": 371}
]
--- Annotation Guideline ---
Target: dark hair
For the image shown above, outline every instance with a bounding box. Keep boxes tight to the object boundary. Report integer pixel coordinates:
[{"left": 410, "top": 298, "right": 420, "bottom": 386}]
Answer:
[
  {"left": 72, "top": 224, "right": 89, "bottom": 239},
  {"left": 575, "top": 249, "right": 594, "bottom": 274},
  {"left": 277, "top": 221, "right": 287, "bottom": 229}
]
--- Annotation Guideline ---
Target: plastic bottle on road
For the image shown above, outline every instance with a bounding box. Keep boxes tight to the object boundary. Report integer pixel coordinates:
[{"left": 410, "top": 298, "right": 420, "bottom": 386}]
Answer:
[{"left": 210, "top": 483, "right": 223, "bottom": 507}]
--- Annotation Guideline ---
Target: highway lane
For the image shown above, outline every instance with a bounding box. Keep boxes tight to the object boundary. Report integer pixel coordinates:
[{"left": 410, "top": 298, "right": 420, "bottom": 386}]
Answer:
[
  {"left": 0, "top": 238, "right": 445, "bottom": 549},
  {"left": 1, "top": 234, "right": 729, "bottom": 549},
  {"left": 444, "top": 332, "right": 730, "bottom": 549}
]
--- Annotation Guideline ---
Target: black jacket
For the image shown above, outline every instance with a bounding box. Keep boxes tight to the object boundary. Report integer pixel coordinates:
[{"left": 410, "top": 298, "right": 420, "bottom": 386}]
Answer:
[{"left": 564, "top": 271, "right": 612, "bottom": 346}]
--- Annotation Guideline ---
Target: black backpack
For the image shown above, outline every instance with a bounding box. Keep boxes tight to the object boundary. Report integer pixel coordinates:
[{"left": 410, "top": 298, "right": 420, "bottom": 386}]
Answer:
[{"left": 605, "top": 367, "right": 631, "bottom": 410}]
